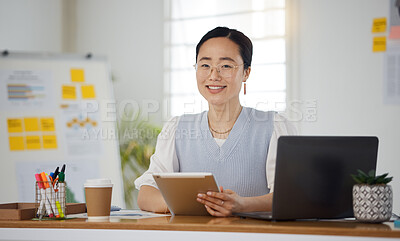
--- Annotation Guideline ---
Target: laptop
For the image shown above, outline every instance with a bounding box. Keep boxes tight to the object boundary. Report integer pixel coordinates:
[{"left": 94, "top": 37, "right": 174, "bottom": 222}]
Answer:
[{"left": 235, "top": 136, "right": 378, "bottom": 220}]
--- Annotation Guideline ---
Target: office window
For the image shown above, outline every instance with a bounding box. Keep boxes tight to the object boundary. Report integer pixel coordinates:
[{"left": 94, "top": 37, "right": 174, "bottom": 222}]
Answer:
[{"left": 164, "top": 0, "right": 286, "bottom": 116}]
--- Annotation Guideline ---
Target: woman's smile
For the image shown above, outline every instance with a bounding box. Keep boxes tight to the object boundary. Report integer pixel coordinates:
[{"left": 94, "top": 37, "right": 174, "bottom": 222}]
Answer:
[{"left": 206, "top": 85, "right": 227, "bottom": 93}]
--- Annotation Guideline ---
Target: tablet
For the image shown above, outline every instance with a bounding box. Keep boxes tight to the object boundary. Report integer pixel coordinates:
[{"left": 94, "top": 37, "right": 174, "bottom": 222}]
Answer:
[{"left": 153, "top": 172, "right": 220, "bottom": 216}]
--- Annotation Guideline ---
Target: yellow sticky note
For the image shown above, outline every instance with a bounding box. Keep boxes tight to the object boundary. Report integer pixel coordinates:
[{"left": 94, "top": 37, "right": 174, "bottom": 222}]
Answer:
[
  {"left": 62, "top": 85, "right": 77, "bottom": 99},
  {"left": 71, "top": 69, "right": 85, "bottom": 82},
  {"left": 372, "top": 18, "right": 386, "bottom": 33},
  {"left": 24, "top": 118, "right": 40, "bottom": 132},
  {"left": 373, "top": 36, "right": 386, "bottom": 52},
  {"left": 26, "top": 136, "right": 41, "bottom": 150},
  {"left": 40, "top": 118, "right": 55, "bottom": 132},
  {"left": 43, "top": 135, "right": 57, "bottom": 149},
  {"left": 81, "top": 85, "right": 96, "bottom": 99},
  {"left": 7, "top": 119, "right": 23, "bottom": 133},
  {"left": 9, "top": 136, "right": 24, "bottom": 151}
]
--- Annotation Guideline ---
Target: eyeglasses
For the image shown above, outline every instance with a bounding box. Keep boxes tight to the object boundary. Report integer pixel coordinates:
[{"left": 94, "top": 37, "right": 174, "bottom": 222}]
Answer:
[{"left": 193, "top": 63, "right": 244, "bottom": 78}]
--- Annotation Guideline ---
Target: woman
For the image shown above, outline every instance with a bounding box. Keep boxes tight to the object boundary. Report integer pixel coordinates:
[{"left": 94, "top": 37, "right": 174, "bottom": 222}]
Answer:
[{"left": 134, "top": 27, "right": 296, "bottom": 217}]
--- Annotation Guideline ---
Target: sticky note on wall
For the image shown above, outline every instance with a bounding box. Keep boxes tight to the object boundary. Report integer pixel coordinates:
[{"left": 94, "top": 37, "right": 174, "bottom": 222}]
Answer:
[
  {"left": 62, "top": 85, "right": 77, "bottom": 99},
  {"left": 7, "top": 119, "right": 23, "bottom": 133},
  {"left": 40, "top": 118, "right": 55, "bottom": 132},
  {"left": 26, "top": 136, "right": 41, "bottom": 150},
  {"left": 43, "top": 135, "right": 57, "bottom": 149},
  {"left": 9, "top": 136, "right": 24, "bottom": 151},
  {"left": 24, "top": 118, "right": 40, "bottom": 132},
  {"left": 71, "top": 69, "right": 85, "bottom": 82},
  {"left": 373, "top": 36, "right": 386, "bottom": 52},
  {"left": 372, "top": 18, "right": 386, "bottom": 33},
  {"left": 81, "top": 85, "right": 96, "bottom": 99},
  {"left": 389, "top": 26, "right": 400, "bottom": 39}
]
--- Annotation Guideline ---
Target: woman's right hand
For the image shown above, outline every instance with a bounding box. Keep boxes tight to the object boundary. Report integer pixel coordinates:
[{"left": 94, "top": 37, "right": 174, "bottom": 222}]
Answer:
[{"left": 196, "top": 186, "right": 245, "bottom": 217}]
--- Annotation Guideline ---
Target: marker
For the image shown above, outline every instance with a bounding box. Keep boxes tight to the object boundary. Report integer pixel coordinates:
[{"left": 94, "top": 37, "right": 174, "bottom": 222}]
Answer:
[
  {"left": 49, "top": 172, "right": 60, "bottom": 218},
  {"left": 34, "top": 174, "right": 46, "bottom": 217},
  {"left": 56, "top": 201, "right": 64, "bottom": 218},
  {"left": 38, "top": 172, "right": 53, "bottom": 218},
  {"left": 40, "top": 172, "right": 58, "bottom": 217},
  {"left": 49, "top": 173, "right": 60, "bottom": 217},
  {"left": 60, "top": 164, "right": 66, "bottom": 174},
  {"left": 58, "top": 172, "right": 65, "bottom": 182},
  {"left": 58, "top": 172, "right": 66, "bottom": 215},
  {"left": 53, "top": 167, "right": 60, "bottom": 179}
]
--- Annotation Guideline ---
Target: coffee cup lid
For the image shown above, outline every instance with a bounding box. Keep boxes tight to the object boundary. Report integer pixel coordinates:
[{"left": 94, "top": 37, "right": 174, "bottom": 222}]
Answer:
[{"left": 84, "top": 178, "right": 113, "bottom": 188}]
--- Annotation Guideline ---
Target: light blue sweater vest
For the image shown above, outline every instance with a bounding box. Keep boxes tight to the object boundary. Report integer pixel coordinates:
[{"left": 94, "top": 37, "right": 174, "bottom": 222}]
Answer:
[{"left": 175, "top": 107, "right": 274, "bottom": 197}]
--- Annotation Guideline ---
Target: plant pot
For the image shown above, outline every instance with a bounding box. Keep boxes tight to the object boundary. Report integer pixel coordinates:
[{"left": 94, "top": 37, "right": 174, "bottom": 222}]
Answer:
[{"left": 353, "top": 184, "right": 393, "bottom": 223}]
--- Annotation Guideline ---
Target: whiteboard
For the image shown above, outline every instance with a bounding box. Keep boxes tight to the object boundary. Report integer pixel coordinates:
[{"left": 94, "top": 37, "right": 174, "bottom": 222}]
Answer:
[{"left": 0, "top": 52, "right": 124, "bottom": 207}]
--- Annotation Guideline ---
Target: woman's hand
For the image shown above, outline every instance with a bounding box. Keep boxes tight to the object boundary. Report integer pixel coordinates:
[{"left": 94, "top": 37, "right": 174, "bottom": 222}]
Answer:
[
  {"left": 196, "top": 186, "right": 245, "bottom": 217},
  {"left": 137, "top": 185, "right": 170, "bottom": 214}
]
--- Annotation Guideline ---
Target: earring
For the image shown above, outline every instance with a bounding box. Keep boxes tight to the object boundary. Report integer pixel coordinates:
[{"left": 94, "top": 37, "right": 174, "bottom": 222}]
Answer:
[{"left": 244, "top": 82, "right": 247, "bottom": 95}]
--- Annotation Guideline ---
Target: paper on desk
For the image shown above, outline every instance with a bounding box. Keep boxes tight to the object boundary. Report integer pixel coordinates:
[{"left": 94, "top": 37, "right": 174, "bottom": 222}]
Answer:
[{"left": 67, "top": 209, "right": 170, "bottom": 220}]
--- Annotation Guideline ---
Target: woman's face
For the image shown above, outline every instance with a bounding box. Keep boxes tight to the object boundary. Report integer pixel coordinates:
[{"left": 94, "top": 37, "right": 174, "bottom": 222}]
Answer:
[{"left": 196, "top": 37, "right": 250, "bottom": 107}]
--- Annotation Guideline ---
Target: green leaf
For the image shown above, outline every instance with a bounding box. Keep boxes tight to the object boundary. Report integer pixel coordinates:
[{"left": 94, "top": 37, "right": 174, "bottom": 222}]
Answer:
[
  {"left": 376, "top": 173, "right": 388, "bottom": 180},
  {"left": 351, "top": 174, "right": 363, "bottom": 184},
  {"left": 383, "top": 177, "right": 393, "bottom": 184},
  {"left": 357, "top": 169, "right": 369, "bottom": 179},
  {"left": 366, "top": 176, "right": 375, "bottom": 185},
  {"left": 368, "top": 169, "right": 375, "bottom": 177},
  {"left": 118, "top": 109, "right": 161, "bottom": 208}
]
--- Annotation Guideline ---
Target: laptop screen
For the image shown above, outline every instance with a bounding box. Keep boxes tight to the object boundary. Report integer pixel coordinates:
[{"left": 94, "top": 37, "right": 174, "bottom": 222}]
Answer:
[{"left": 272, "top": 136, "right": 378, "bottom": 220}]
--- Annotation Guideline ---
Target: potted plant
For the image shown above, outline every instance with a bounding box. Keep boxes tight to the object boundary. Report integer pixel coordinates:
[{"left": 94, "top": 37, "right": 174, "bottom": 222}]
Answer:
[{"left": 351, "top": 169, "right": 393, "bottom": 223}]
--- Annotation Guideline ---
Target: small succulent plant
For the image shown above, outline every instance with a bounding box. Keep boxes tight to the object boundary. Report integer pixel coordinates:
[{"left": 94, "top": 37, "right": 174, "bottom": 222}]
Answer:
[{"left": 351, "top": 169, "right": 393, "bottom": 185}]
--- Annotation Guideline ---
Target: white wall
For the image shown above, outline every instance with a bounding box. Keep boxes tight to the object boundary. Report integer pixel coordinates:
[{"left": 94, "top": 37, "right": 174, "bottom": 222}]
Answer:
[
  {"left": 74, "top": 0, "right": 164, "bottom": 124},
  {"left": 0, "top": 0, "right": 165, "bottom": 124},
  {"left": 0, "top": 0, "right": 63, "bottom": 52},
  {"left": 295, "top": 0, "right": 400, "bottom": 213}
]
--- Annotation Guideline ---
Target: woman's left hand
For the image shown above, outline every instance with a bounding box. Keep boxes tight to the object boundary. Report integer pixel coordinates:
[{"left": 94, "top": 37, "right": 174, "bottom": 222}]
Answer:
[{"left": 196, "top": 186, "right": 244, "bottom": 217}]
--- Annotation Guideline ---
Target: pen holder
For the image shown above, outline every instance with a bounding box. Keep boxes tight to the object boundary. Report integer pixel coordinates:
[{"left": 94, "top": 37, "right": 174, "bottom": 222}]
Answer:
[{"left": 35, "top": 181, "right": 67, "bottom": 219}]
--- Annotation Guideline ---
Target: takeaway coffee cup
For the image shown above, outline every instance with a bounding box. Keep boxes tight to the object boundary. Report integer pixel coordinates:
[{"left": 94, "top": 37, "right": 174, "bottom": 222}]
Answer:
[{"left": 84, "top": 178, "right": 113, "bottom": 221}]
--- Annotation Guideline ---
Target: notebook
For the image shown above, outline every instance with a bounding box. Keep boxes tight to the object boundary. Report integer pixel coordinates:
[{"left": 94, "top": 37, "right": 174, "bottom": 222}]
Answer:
[{"left": 235, "top": 136, "right": 378, "bottom": 220}]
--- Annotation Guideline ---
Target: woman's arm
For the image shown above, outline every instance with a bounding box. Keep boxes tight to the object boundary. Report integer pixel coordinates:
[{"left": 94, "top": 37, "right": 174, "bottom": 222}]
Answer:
[
  {"left": 137, "top": 185, "right": 169, "bottom": 213},
  {"left": 241, "top": 193, "right": 273, "bottom": 212}
]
